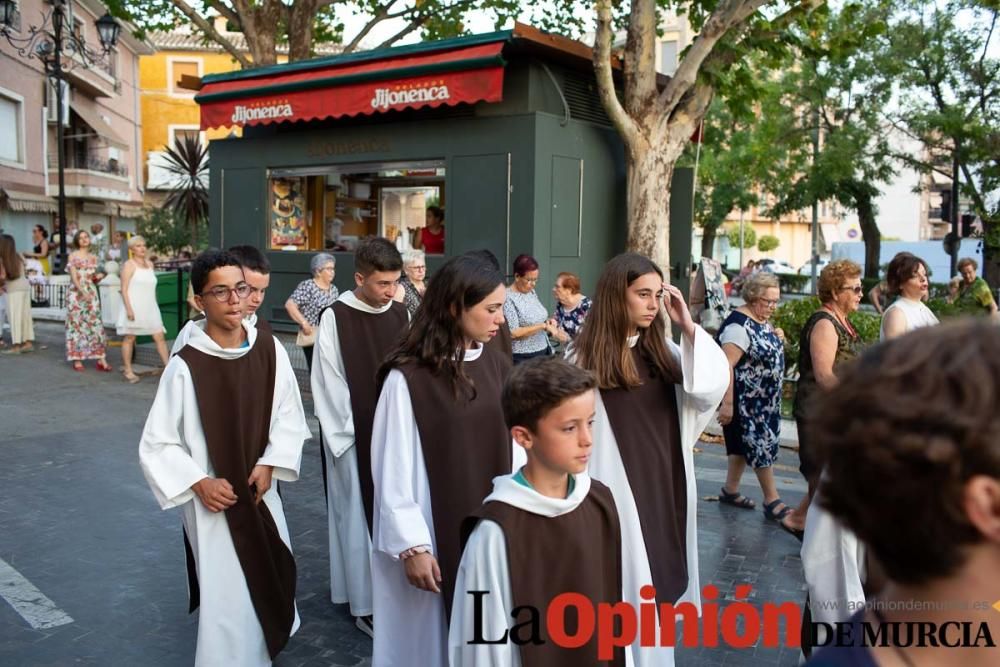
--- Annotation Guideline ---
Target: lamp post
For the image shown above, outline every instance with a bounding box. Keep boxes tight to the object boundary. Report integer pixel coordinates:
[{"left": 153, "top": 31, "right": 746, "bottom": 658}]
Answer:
[{"left": 0, "top": 0, "right": 121, "bottom": 273}]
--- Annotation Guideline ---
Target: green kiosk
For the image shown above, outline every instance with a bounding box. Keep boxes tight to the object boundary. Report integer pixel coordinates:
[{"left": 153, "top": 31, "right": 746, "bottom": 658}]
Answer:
[{"left": 195, "top": 24, "right": 692, "bottom": 331}]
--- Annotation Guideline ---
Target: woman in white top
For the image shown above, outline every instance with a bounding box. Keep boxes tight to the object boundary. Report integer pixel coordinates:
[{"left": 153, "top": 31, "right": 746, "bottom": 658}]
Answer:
[
  {"left": 880, "top": 252, "right": 939, "bottom": 341},
  {"left": 117, "top": 235, "right": 169, "bottom": 382}
]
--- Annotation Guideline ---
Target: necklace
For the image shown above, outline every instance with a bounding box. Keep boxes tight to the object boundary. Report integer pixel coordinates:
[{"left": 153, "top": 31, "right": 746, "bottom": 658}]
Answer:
[
  {"left": 870, "top": 608, "right": 918, "bottom": 667},
  {"left": 823, "top": 304, "right": 858, "bottom": 338}
]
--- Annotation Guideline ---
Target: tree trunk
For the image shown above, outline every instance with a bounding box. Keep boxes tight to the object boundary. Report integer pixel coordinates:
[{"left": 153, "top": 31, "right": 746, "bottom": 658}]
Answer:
[
  {"left": 624, "top": 127, "right": 686, "bottom": 272},
  {"left": 700, "top": 224, "right": 719, "bottom": 259},
  {"left": 288, "top": 1, "right": 317, "bottom": 61},
  {"left": 983, "top": 222, "right": 1000, "bottom": 289},
  {"left": 855, "top": 189, "right": 880, "bottom": 279}
]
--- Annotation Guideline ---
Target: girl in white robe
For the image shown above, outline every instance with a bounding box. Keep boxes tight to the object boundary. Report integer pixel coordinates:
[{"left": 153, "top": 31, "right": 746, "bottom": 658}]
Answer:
[
  {"left": 370, "top": 255, "right": 525, "bottom": 667},
  {"left": 139, "top": 318, "right": 311, "bottom": 666},
  {"left": 570, "top": 253, "right": 728, "bottom": 667}
]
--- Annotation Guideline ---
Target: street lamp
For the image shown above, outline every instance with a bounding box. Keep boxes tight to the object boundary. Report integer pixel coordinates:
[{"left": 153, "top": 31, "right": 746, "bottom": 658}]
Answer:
[{"left": 1, "top": 0, "right": 121, "bottom": 274}]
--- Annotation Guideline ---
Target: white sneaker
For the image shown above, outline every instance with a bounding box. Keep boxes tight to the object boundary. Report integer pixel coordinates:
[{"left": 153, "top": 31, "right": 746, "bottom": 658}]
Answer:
[{"left": 355, "top": 615, "right": 374, "bottom": 639}]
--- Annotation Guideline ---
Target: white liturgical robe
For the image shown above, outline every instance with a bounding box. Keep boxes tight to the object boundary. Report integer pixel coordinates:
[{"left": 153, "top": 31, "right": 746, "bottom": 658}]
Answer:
[
  {"left": 370, "top": 344, "right": 526, "bottom": 667},
  {"left": 311, "top": 290, "right": 403, "bottom": 615},
  {"left": 576, "top": 327, "right": 728, "bottom": 667},
  {"left": 139, "top": 320, "right": 311, "bottom": 666}
]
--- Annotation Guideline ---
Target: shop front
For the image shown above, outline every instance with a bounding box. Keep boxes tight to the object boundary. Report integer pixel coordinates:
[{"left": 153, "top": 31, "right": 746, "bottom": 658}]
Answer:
[{"left": 195, "top": 25, "right": 693, "bottom": 330}]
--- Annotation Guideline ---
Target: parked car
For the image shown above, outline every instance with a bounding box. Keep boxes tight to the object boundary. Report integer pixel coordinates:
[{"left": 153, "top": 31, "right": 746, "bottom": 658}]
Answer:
[
  {"left": 798, "top": 259, "right": 830, "bottom": 276},
  {"left": 756, "top": 258, "right": 799, "bottom": 275}
]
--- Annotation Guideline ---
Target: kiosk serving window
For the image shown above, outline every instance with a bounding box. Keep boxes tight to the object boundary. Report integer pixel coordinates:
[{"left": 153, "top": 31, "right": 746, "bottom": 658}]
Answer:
[{"left": 268, "top": 161, "right": 445, "bottom": 253}]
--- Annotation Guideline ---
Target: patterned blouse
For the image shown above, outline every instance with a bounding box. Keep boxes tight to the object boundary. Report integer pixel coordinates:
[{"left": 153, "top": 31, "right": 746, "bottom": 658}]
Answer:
[
  {"left": 398, "top": 276, "right": 424, "bottom": 317},
  {"left": 503, "top": 288, "right": 549, "bottom": 354},
  {"left": 554, "top": 296, "right": 592, "bottom": 341},
  {"left": 956, "top": 277, "right": 996, "bottom": 314},
  {"left": 288, "top": 278, "right": 340, "bottom": 326}
]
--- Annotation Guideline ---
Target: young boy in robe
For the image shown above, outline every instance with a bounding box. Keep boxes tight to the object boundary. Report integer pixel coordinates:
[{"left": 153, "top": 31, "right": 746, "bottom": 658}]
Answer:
[
  {"left": 172, "top": 245, "right": 271, "bottom": 353},
  {"left": 139, "top": 250, "right": 311, "bottom": 666},
  {"left": 311, "top": 237, "right": 408, "bottom": 638},
  {"left": 449, "top": 357, "right": 625, "bottom": 667}
]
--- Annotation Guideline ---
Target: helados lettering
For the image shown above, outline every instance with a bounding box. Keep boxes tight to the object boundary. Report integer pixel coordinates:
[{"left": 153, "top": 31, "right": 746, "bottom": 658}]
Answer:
[
  {"left": 231, "top": 103, "right": 294, "bottom": 125},
  {"left": 370, "top": 85, "right": 450, "bottom": 110}
]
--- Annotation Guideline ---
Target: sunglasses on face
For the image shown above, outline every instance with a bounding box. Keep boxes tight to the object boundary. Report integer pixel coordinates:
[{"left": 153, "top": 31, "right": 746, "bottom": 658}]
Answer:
[{"left": 840, "top": 285, "right": 863, "bottom": 294}]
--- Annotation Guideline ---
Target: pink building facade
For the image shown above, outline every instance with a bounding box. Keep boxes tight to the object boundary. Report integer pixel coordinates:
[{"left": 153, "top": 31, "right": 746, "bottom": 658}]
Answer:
[{"left": 0, "top": 0, "right": 151, "bottom": 261}]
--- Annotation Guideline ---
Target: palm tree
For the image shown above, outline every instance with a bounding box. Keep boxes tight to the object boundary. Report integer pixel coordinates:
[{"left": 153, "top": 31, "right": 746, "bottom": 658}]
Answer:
[{"left": 162, "top": 134, "right": 209, "bottom": 247}]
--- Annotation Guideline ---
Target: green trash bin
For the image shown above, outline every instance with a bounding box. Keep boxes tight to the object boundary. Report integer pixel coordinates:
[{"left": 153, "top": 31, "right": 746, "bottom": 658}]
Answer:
[{"left": 137, "top": 269, "right": 190, "bottom": 344}]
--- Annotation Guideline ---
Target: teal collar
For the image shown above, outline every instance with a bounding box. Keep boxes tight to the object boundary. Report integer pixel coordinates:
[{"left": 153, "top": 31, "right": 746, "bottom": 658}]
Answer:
[{"left": 512, "top": 467, "right": 575, "bottom": 499}]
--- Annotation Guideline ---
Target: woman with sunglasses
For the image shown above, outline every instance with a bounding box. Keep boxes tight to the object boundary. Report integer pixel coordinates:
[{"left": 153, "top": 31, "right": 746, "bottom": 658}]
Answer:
[
  {"left": 783, "top": 259, "right": 865, "bottom": 540},
  {"left": 716, "top": 271, "right": 788, "bottom": 521}
]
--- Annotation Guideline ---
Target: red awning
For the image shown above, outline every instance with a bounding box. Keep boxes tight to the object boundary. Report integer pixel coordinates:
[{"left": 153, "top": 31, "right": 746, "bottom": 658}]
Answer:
[{"left": 196, "top": 41, "right": 506, "bottom": 130}]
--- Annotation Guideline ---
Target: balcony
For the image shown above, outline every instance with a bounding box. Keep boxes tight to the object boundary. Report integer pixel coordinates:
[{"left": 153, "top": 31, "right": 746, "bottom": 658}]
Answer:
[
  {"left": 49, "top": 152, "right": 129, "bottom": 178},
  {"left": 146, "top": 150, "right": 209, "bottom": 191}
]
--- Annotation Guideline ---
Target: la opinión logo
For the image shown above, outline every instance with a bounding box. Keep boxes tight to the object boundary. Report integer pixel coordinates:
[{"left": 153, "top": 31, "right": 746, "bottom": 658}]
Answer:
[{"left": 465, "top": 584, "right": 997, "bottom": 659}]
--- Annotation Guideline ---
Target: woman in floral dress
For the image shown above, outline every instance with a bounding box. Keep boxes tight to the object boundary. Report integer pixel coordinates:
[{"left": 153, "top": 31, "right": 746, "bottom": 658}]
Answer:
[
  {"left": 716, "top": 271, "right": 787, "bottom": 519},
  {"left": 65, "top": 230, "right": 111, "bottom": 372}
]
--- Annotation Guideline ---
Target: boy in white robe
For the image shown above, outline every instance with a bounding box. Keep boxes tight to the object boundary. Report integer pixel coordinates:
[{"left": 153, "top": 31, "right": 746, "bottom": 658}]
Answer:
[
  {"left": 139, "top": 250, "right": 311, "bottom": 666},
  {"left": 171, "top": 245, "right": 271, "bottom": 354},
  {"left": 311, "top": 237, "right": 408, "bottom": 637},
  {"left": 450, "top": 357, "right": 624, "bottom": 667}
]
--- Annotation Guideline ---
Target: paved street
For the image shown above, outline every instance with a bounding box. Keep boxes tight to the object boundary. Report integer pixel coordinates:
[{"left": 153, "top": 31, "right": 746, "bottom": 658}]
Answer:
[{"left": 1, "top": 322, "right": 808, "bottom": 666}]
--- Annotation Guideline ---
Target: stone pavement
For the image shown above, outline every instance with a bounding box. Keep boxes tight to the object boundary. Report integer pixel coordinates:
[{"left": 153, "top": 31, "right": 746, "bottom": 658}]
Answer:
[{"left": 0, "top": 322, "right": 808, "bottom": 666}]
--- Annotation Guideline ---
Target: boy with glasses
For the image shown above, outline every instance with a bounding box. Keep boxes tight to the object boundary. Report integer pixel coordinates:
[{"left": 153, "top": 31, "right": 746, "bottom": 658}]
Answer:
[
  {"left": 172, "top": 245, "right": 271, "bottom": 354},
  {"left": 139, "top": 249, "right": 311, "bottom": 666}
]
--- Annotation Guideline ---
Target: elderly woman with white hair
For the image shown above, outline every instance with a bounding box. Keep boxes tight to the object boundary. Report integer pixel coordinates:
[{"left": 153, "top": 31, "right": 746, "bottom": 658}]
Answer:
[
  {"left": 285, "top": 252, "right": 339, "bottom": 370},
  {"left": 116, "top": 235, "right": 169, "bottom": 382},
  {"left": 715, "top": 270, "right": 788, "bottom": 519},
  {"left": 392, "top": 248, "right": 427, "bottom": 316}
]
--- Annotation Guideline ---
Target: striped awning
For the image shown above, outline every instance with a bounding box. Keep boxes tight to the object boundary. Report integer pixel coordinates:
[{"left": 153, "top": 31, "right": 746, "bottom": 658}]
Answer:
[{"left": 0, "top": 188, "right": 57, "bottom": 213}]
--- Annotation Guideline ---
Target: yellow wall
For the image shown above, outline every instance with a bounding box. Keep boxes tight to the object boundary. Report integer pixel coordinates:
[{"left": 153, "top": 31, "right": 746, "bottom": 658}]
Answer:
[{"left": 140, "top": 50, "right": 248, "bottom": 165}]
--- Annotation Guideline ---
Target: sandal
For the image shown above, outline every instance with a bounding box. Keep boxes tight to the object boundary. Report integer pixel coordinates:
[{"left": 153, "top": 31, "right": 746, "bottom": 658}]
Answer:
[
  {"left": 96, "top": 360, "right": 113, "bottom": 372},
  {"left": 719, "top": 487, "right": 756, "bottom": 509},
  {"left": 123, "top": 371, "right": 141, "bottom": 384},
  {"left": 72, "top": 361, "right": 85, "bottom": 372},
  {"left": 763, "top": 498, "right": 794, "bottom": 521},
  {"left": 780, "top": 518, "right": 805, "bottom": 542}
]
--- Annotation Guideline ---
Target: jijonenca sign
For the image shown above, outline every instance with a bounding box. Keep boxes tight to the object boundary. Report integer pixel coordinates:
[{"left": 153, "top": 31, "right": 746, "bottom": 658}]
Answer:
[
  {"left": 305, "top": 138, "right": 391, "bottom": 158},
  {"left": 231, "top": 101, "right": 294, "bottom": 125},
  {"left": 371, "top": 83, "right": 450, "bottom": 111}
]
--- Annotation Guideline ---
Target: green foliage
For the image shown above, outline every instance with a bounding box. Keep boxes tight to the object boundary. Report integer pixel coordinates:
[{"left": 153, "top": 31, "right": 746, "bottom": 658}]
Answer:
[
  {"left": 162, "top": 134, "right": 209, "bottom": 247},
  {"left": 137, "top": 208, "right": 206, "bottom": 257},
  {"left": 926, "top": 297, "right": 986, "bottom": 320},
  {"left": 778, "top": 274, "right": 810, "bottom": 293},
  {"left": 758, "top": 234, "right": 780, "bottom": 252},
  {"left": 875, "top": 0, "right": 999, "bottom": 279},
  {"left": 726, "top": 224, "right": 756, "bottom": 249},
  {"left": 771, "top": 297, "right": 820, "bottom": 362},
  {"left": 106, "top": 0, "right": 528, "bottom": 63},
  {"left": 849, "top": 309, "right": 882, "bottom": 346},
  {"left": 771, "top": 297, "right": 880, "bottom": 363}
]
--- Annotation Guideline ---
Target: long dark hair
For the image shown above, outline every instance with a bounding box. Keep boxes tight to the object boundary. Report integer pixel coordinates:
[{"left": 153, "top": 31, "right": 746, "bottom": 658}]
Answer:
[
  {"left": 574, "top": 252, "right": 681, "bottom": 388},
  {"left": 0, "top": 234, "right": 23, "bottom": 280},
  {"left": 378, "top": 254, "right": 505, "bottom": 397}
]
